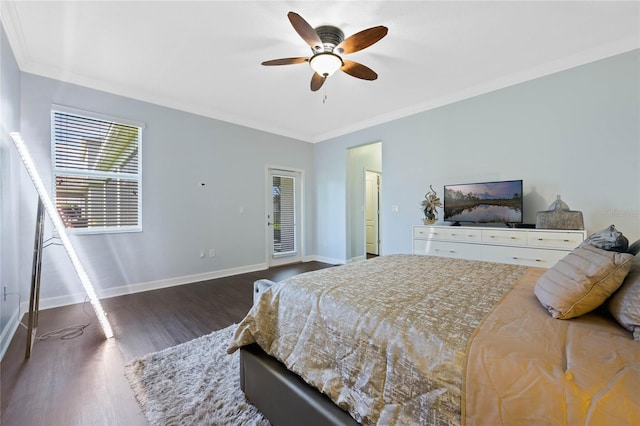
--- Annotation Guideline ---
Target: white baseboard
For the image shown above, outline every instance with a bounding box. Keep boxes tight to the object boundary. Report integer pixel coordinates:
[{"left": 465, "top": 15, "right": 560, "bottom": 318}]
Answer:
[
  {"left": 0, "top": 303, "right": 26, "bottom": 361},
  {"left": 347, "top": 255, "right": 366, "bottom": 263},
  {"left": 304, "top": 254, "right": 345, "bottom": 265}
]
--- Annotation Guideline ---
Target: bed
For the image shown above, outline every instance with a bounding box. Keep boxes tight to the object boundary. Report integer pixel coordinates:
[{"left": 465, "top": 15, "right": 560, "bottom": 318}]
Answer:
[{"left": 227, "top": 253, "right": 640, "bottom": 425}]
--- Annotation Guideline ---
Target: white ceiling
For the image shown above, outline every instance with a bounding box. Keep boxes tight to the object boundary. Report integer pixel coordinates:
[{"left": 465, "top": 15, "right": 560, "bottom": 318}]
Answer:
[{"left": 2, "top": 1, "right": 639, "bottom": 143}]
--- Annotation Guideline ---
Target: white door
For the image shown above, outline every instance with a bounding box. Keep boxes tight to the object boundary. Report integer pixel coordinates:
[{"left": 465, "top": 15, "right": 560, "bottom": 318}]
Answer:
[
  {"left": 365, "top": 171, "right": 380, "bottom": 255},
  {"left": 267, "top": 169, "right": 302, "bottom": 266}
]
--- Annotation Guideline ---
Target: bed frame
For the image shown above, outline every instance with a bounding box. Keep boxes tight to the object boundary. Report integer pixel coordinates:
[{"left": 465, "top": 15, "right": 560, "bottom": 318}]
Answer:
[{"left": 240, "top": 344, "right": 359, "bottom": 426}]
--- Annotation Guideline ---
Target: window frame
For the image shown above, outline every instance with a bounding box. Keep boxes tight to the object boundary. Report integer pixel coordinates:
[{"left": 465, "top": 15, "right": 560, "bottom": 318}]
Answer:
[{"left": 51, "top": 105, "right": 144, "bottom": 234}]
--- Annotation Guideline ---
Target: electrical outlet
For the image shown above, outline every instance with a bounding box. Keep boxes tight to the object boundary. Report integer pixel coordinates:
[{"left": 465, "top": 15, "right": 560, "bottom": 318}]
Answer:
[{"left": 209, "top": 249, "right": 216, "bottom": 258}]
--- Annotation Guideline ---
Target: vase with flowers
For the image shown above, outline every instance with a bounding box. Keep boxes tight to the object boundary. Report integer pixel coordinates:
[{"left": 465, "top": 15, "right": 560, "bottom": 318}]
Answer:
[{"left": 421, "top": 185, "right": 441, "bottom": 224}]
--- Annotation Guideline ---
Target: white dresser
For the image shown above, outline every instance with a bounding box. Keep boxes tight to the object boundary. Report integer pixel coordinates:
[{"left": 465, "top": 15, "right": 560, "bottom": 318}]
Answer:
[{"left": 413, "top": 225, "right": 587, "bottom": 268}]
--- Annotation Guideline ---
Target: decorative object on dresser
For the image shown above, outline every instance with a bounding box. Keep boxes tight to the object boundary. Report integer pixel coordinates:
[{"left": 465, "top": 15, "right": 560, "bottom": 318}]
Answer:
[
  {"left": 420, "top": 185, "right": 441, "bottom": 224},
  {"left": 413, "top": 224, "right": 587, "bottom": 268},
  {"left": 536, "top": 194, "right": 584, "bottom": 230}
]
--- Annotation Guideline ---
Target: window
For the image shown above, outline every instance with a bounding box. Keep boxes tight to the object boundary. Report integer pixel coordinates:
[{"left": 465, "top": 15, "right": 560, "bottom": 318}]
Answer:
[{"left": 51, "top": 106, "right": 143, "bottom": 233}]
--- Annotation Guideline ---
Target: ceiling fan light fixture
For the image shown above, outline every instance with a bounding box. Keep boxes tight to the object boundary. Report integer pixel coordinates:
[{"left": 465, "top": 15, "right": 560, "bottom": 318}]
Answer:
[{"left": 309, "top": 52, "right": 343, "bottom": 77}]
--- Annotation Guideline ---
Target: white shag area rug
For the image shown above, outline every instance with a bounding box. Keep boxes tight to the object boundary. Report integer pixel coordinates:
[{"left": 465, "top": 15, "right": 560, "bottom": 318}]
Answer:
[{"left": 124, "top": 324, "right": 270, "bottom": 426}]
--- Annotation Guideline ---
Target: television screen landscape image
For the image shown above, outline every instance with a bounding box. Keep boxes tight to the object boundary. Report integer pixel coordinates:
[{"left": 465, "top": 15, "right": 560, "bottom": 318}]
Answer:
[{"left": 443, "top": 180, "right": 523, "bottom": 224}]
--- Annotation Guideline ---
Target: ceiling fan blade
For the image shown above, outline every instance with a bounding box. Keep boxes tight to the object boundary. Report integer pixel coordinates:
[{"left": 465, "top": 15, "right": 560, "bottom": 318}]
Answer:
[
  {"left": 288, "top": 12, "right": 323, "bottom": 51},
  {"left": 310, "top": 73, "right": 326, "bottom": 91},
  {"left": 341, "top": 60, "right": 378, "bottom": 81},
  {"left": 261, "top": 57, "right": 309, "bottom": 66},
  {"left": 336, "top": 26, "right": 388, "bottom": 54}
]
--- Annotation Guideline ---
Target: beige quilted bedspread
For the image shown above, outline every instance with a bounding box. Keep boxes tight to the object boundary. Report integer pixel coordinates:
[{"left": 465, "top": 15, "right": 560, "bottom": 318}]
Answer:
[{"left": 228, "top": 254, "right": 528, "bottom": 425}]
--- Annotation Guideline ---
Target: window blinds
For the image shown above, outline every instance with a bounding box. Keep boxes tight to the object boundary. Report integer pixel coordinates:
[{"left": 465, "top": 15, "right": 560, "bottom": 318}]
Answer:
[
  {"left": 272, "top": 175, "right": 296, "bottom": 254},
  {"left": 52, "top": 110, "right": 142, "bottom": 232}
]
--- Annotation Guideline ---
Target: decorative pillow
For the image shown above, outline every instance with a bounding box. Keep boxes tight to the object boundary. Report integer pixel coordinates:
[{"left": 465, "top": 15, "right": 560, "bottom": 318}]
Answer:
[
  {"left": 534, "top": 244, "right": 634, "bottom": 319},
  {"left": 627, "top": 239, "right": 640, "bottom": 255},
  {"left": 584, "top": 224, "right": 629, "bottom": 252},
  {"left": 608, "top": 255, "right": 640, "bottom": 340}
]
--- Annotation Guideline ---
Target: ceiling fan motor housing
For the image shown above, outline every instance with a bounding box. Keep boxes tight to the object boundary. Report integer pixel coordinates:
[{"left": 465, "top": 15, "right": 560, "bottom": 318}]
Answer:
[{"left": 314, "top": 25, "right": 344, "bottom": 52}]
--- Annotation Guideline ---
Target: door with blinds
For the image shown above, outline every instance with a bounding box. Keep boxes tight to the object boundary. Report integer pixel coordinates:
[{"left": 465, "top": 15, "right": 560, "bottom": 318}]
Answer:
[{"left": 267, "top": 169, "right": 302, "bottom": 266}]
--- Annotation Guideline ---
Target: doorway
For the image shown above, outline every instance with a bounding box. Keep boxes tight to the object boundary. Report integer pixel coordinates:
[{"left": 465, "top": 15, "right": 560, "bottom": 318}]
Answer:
[
  {"left": 266, "top": 168, "right": 303, "bottom": 266},
  {"left": 365, "top": 171, "right": 380, "bottom": 256},
  {"left": 346, "top": 142, "right": 382, "bottom": 262}
]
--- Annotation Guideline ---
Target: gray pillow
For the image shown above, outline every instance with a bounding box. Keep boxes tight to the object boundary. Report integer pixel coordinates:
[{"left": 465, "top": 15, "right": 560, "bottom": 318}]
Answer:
[
  {"left": 584, "top": 224, "right": 629, "bottom": 253},
  {"left": 627, "top": 239, "right": 640, "bottom": 255},
  {"left": 608, "top": 255, "right": 640, "bottom": 340},
  {"left": 534, "top": 244, "right": 634, "bottom": 319}
]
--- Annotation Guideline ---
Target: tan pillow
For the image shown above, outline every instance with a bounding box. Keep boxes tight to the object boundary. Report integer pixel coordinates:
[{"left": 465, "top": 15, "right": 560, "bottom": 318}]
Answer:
[
  {"left": 608, "top": 255, "right": 640, "bottom": 340},
  {"left": 534, "top": 244, "right": 634, "bottom": 319}
]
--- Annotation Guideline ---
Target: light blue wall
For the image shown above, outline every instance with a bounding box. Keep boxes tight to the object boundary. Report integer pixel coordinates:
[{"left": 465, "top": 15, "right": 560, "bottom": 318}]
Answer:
[
  {"left": 16, "top": 73, "right": 315, "bottom": 304},
  {"left": 313, "top": 137, "right": 348, "bottom": 263},
  {"left": 0, "top": 21, "right": 22, "bottom": 357},
  {"left": 314, "top": 50, "right": 640, "bottom": 260}
]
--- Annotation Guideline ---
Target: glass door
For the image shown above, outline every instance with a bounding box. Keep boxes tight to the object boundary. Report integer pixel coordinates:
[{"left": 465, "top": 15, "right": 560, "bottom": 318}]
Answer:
[{"left": 267, "top": 169, "right": 301, "bottom": 266}]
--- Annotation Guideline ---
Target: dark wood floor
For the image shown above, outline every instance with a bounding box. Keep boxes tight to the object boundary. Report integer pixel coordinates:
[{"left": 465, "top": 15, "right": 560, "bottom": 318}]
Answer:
[{"left": 0, "top": 261, "right": 334, "bottom": 426}]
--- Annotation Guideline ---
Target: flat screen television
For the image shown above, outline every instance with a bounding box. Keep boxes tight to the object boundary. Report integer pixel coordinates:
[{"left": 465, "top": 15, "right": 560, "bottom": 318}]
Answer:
[{"left": 443, "top": 179, "right": 523, "bottom": 225}]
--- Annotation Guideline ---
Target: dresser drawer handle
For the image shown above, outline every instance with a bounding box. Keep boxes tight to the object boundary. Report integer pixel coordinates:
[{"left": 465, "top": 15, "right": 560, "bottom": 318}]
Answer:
[
  {"left": 433, "top": 248, "right": 456, "bottom": 254},
  {"left": 490, "top": 235, "right": 517, "bottom": 240},
  {"left": 513, "top": 256, "right": 543, "bottom": 262},
  {"left": 537, "top": 238, "right": 570, "bottom": 243}
]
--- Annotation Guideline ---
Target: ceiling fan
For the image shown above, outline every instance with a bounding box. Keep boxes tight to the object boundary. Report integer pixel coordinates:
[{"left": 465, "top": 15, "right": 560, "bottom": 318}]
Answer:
[{"left": 262, "top": 12, "right": 388, "bottom": 91}]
